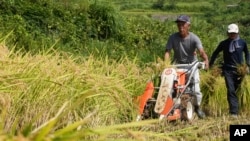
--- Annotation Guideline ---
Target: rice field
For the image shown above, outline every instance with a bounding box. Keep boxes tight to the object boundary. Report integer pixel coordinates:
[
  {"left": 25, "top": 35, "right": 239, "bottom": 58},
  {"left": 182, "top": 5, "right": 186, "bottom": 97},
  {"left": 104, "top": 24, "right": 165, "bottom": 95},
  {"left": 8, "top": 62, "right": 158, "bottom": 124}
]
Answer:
[{"left": 1, "top": 41, "right": 250, "bottom": 141}]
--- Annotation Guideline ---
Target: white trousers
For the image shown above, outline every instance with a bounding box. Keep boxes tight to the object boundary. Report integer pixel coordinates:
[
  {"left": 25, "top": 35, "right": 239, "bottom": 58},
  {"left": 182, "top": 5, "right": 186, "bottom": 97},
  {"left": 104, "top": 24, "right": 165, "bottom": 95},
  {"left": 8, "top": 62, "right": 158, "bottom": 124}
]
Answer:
[{"left": 193, "top": 69, "right": 202, "bottom": 106}]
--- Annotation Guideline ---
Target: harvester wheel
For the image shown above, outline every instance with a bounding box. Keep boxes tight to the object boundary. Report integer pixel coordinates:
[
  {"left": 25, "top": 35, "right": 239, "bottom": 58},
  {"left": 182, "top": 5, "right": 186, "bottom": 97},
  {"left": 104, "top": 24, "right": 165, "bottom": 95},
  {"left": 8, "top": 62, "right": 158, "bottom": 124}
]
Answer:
[
  {"left": 141, "top": 99, "right": 158, "bottom": 120},
  {"left": 181, "top": 94, "right": 195, "bottom": 122}
]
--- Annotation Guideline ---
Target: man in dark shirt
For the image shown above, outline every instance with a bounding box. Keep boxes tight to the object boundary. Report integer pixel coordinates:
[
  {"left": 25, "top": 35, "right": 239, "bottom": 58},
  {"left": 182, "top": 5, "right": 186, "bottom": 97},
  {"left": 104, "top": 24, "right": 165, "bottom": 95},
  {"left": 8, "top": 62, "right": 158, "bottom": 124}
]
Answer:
[{"left": 209, "top": 23, "right": 250, "bottom": 118}]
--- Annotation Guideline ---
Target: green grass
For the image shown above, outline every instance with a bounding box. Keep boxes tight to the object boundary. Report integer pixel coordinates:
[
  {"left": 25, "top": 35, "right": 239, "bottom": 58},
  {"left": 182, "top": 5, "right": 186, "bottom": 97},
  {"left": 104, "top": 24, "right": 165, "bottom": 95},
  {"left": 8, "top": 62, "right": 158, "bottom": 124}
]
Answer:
[{"left": 177, "top": 1, "right": 212, "bottom": 7}]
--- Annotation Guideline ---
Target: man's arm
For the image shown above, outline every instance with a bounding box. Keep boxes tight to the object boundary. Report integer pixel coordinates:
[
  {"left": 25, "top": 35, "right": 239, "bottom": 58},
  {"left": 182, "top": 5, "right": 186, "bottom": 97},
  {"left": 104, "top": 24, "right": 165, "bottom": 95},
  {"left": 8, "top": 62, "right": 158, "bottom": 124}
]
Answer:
[
  {"left": 198, "top": 48, "right": 209, "bottom": 69},
  {"left": 209, "top": 44, "right": 222, "bottom": 68},
  {"left": 164, "top": 51, "right": 170, "bottom": 61},
  {"left": 164, "top": 50, "right": 172, "bottom": 66},
  {"left": 243, "top": 42, "right": 250, "bottom": 66}
]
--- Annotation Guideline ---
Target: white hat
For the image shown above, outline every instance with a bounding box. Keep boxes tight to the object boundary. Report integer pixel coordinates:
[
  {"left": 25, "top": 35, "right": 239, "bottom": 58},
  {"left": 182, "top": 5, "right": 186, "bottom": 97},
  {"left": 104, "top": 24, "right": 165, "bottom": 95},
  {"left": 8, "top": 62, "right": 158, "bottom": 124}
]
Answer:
[{"left": 228, "top": 23, "right": 239, "bottom": 33}]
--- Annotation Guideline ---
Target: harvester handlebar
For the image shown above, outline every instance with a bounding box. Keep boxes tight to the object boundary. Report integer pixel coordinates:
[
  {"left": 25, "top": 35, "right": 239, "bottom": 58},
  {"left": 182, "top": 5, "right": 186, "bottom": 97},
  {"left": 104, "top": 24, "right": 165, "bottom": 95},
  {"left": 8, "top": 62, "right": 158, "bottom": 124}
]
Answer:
[{"left": 170, "top": 61, "right": 205, "bottom": 70}]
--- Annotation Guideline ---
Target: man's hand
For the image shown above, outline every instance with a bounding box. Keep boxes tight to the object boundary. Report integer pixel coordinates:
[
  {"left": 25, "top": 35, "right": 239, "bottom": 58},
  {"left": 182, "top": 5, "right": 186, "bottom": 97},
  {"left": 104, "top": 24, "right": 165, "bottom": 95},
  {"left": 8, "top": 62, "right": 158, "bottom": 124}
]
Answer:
[
  {"left": 204, "top": 60, "right": 209, "bottom": 70},
  {"left": 198, "top": 48, "right": 209, "bottom": 70}
]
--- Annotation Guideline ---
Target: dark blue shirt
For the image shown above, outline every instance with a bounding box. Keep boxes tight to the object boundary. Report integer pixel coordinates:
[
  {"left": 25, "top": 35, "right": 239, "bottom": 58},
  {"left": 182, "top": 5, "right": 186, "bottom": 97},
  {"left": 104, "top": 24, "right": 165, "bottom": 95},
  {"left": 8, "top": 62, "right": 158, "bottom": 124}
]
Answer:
[{"left": 209, "top": 38, "right": 250, "bottom": 70}]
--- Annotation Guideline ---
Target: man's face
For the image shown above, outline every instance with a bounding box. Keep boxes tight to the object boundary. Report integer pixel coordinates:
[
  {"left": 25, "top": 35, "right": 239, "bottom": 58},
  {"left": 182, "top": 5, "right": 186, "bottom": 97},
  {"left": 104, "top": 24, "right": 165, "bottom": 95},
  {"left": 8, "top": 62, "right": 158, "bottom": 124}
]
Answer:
[
  {"left": 228, "top": 32, "right": 238, "bottom": 40},
  {"left": 176, "top": 21, "right": 190, "bottom": 37}
]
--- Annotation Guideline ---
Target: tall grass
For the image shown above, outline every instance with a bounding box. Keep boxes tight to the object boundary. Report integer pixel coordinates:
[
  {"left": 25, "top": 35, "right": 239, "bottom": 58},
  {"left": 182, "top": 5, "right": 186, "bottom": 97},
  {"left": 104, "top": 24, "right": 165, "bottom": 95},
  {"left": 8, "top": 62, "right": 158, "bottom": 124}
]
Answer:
[
  {"left": 1, "top": 42, "right": 250, "bottom": 140},
  {"left": 201, "top": 68, "right": 250, "bottom": 117},
  {"left": 0, "top": 42, "right": 156, "bottom": 140}
]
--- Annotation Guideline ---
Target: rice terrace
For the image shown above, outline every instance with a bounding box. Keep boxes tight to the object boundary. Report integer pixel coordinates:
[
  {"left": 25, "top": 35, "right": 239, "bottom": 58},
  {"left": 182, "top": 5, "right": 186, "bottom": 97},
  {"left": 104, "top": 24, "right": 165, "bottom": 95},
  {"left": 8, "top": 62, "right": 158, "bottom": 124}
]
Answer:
[{"left": 0, "top": 0, "right": 250, "bottom": 141}]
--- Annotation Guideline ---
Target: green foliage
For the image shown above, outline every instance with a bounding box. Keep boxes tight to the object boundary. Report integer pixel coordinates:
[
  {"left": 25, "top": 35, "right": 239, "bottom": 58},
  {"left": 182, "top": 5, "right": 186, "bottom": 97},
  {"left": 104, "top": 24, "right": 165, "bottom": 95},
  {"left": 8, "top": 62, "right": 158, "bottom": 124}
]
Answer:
[
  {"left": 152, "top": 0, "right": 166, "bottom": 9},
  {"left": 203, "top": 0, "right": 250, "bottom": 42},
  {"left": 88, "top": 2, "right": 125, "bottom": 40},
  {"left": 0, "top": 0, "right": 90, "bottom": 52},
  {"left": 0, "top": 0, "right": 249, "bottom": 64}
]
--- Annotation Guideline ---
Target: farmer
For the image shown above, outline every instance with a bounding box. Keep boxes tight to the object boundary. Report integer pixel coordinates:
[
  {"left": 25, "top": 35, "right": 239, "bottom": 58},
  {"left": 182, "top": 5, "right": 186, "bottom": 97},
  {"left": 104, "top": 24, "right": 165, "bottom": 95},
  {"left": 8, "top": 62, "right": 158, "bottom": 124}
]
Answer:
[
  {"left": 164, "top": 15, "right": 209, "bottom": 119},
  {"left": 209, "top": 23, "right": 250, "bottom": 118}
]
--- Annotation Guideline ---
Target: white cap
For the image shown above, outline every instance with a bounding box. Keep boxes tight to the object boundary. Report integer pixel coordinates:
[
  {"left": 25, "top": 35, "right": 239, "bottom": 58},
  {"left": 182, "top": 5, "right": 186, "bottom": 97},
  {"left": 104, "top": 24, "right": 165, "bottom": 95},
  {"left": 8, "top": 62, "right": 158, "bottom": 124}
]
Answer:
[{"left": 228, "top": 23, "right": 239, "bottom": 33}]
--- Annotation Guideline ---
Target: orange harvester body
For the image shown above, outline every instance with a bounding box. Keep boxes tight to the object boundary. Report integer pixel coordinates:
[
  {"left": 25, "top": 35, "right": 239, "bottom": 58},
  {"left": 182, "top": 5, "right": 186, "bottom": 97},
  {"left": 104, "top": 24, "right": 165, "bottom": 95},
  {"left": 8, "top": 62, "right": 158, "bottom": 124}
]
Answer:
[
  {"left": 138, "top": 70, "right": 186, "bottom": 121},
  {"left": 136, "top": 61, "right": 205, "bottom": 122},
  {"left": 138, "top": 81, "right": 154, "bottom": 114}
]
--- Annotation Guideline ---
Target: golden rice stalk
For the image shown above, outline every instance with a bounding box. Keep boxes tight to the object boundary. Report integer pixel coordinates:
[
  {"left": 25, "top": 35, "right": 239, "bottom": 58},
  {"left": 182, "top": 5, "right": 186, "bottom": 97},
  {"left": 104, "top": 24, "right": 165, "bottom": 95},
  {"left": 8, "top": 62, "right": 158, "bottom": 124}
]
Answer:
[{"left": 237, "top": 64, "right": 249, "bottom": 76}]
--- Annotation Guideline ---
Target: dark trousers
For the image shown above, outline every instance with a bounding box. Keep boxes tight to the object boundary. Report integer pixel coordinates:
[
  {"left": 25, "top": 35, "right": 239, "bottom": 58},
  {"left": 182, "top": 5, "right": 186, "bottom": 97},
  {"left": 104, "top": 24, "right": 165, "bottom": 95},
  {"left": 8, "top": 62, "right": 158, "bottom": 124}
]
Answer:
[{"left": 223, "top": 70, "right": 243, "bottom": 115}]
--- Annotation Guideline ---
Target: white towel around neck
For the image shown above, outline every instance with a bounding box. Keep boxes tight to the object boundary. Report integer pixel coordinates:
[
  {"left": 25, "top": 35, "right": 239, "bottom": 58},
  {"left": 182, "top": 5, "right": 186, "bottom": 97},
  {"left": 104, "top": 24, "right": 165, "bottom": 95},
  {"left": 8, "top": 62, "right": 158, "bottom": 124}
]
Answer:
[{"left": 229, "top": 35, "right": 240, "bottom": 53}]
